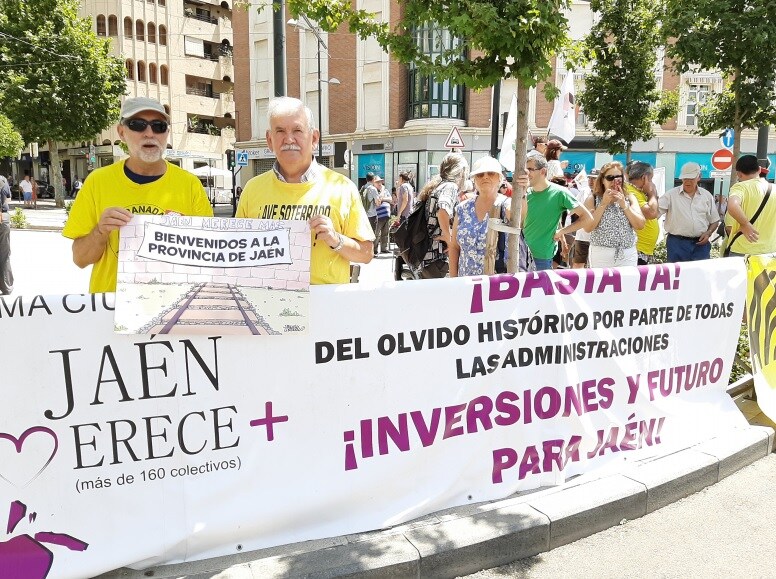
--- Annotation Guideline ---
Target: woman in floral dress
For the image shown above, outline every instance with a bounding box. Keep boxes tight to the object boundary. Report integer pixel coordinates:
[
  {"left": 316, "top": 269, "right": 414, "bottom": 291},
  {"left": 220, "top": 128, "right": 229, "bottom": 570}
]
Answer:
[{"left": 449, "top": 156, "right": 510, "bottom": 277}]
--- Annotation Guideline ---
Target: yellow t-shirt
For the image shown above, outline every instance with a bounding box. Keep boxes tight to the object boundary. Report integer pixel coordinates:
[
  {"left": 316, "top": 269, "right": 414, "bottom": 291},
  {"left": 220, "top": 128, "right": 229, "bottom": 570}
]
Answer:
[
  {"left": 626, "top": 183, "right": 659, "bottom": 255},
  {"left": 62, "top": 160, "right": 213, "bottom": 293},
  {"left": 236, "top": 167, "right": 374, "bottom": 284},
  {"left": 725, "top": 179, "right": 776, "bottom": 255}
]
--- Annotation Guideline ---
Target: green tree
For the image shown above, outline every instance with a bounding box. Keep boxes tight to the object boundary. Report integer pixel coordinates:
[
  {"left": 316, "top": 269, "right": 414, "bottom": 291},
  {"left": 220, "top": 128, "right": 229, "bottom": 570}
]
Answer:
[
  {"left": 283, "top": 0, "right": 572, "bottom": 272},
  {"left": 0, "top": 113, "right": 24, "bottom": 158},
  {"left": 0, "top": 0, "right": 126, "bottom": 205},
  {"left": 664, "top": 0, "right": 776, "bottom": 185},
  {"left": 579, "top": 0, "right": 677, "bottom": 162}
]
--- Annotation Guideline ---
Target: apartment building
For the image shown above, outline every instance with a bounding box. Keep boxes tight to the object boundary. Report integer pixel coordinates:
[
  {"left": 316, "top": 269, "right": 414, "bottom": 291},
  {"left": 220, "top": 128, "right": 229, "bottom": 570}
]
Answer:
[
  {"left": 232, "top": 0, "right": 773, "bottom": 195},
  {"left": 67, "top": 0, "right": 235, "bottom": 187}
]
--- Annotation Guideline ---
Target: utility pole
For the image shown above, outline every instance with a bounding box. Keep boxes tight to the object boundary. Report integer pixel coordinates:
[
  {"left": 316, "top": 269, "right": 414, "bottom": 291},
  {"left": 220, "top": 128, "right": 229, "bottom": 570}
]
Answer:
[
  {"left": 273, "top": 0, "right": 286, "bottom": 97},
  {"left": 757, "top": 125, "right": 770, "bottom": 174},
  {"left": 490, "top": 81, "right": 501, "bottom": 158}
]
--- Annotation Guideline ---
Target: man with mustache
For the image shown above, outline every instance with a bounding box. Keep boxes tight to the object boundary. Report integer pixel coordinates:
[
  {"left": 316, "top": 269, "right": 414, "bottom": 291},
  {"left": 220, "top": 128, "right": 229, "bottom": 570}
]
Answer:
[
  {"left": 63, "top": 97, "right": 213, "bottom": 293},
  {"left": 236, "top": 97, "right": 374, "bottom": 284}
]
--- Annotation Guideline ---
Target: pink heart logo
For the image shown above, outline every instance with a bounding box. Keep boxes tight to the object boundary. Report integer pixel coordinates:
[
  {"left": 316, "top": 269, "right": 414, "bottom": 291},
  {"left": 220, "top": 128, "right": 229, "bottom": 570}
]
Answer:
[{"left": 0, "top": 427, "right": 58, "bottom": 488}]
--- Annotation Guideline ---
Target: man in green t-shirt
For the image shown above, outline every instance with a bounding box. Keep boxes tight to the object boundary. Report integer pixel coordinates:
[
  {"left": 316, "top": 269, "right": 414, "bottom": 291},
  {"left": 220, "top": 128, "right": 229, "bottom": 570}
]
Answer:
[{"left": 523, "top": 156, "right": 592, "bottom": 270}]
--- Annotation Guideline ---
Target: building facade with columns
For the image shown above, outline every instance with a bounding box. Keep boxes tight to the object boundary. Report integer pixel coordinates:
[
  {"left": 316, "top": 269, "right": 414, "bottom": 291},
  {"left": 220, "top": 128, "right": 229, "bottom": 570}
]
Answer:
[{"left": 25, "top": 0, "right": 237, "bottom": 194}]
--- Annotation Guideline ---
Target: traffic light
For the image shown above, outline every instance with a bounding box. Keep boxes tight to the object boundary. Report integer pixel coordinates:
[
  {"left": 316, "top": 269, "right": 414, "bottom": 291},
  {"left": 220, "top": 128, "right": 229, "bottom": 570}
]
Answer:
[{"left": 226, "top": 149, "right": 236, "bottom": 171}]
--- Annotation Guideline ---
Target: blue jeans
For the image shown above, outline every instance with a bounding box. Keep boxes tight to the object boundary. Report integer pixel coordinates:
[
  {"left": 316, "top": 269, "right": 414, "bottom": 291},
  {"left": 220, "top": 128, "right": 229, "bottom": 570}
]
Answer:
[
  {"left": 666, "top": 234, "right": 711, "bottom": 262},
  {"left": 534, "top": 258, "right": 554, "bottom": 271}
]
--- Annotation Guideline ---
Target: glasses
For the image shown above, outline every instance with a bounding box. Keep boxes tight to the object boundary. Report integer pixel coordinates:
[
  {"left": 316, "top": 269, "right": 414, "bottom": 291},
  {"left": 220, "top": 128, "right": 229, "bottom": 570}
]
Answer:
[
  {"left": 526, "top": 167, "right": 542, "bottom": 172},
  {"left": 603, "top": 174, "right": 624, "bottom": 182},
  {"left": 123, "top": 119, "right": 169, "bottom": 134}
]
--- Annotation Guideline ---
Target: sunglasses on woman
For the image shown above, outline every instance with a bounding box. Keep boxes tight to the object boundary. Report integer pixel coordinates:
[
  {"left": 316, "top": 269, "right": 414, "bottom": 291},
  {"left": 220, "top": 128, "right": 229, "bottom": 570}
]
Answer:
[
  {"left": 603, "top": 174, "right": 624, "bottom": 182},
  {"left": 123, "top": 119, "right": 169, "bottom": 133}
]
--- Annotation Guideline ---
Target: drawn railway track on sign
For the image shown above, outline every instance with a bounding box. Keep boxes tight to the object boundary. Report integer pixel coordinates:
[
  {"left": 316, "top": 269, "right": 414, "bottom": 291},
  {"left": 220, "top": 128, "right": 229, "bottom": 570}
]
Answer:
[{"left": 142, "top": 282, "right": 278, "bottom": 335}]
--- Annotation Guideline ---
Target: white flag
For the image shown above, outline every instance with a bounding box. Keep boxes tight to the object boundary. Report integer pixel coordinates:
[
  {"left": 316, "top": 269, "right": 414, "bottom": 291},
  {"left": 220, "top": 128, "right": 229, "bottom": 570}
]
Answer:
[
  {"left": 498, "top": 93, "right": 518, "bottom": 172},
  {"left": 573, "top": 168, "right": 591, "bottom": 195},
  {"left": 547, "top": 72, "right": 576, "bottom": 144}
]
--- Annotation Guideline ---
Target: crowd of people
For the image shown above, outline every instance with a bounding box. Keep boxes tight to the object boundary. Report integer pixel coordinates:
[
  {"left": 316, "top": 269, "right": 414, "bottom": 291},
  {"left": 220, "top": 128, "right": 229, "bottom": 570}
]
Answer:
[
  {"left": 362, "top": 135, "right": 775, "bottom": 280},
  {"left": 2, "top": 93, "right": 757, "bottom": 294}
]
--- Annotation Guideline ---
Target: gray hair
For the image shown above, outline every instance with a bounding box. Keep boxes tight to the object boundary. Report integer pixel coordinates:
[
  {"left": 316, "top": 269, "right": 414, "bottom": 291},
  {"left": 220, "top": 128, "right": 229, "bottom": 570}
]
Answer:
[
  {"left": 267, "top": 96, "right": 316, "bottom": 131},
  {"left": 625, "top": 160, "right": 653, "bottom": 180},
  {"left": 528, "top": 156, "right": 548, "bottom": 170},
  {"left": 439, "top": 152, "right": 469, "bottom": 186}
]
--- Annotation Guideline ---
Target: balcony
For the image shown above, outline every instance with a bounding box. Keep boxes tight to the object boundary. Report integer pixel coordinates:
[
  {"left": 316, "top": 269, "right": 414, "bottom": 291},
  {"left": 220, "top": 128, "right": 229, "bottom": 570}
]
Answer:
[
  {"left": 183, "top": 8, "right": 218, "bottom": 25},
  {"left": 182, "top": 2, "right": 232, "bottom": 41}
]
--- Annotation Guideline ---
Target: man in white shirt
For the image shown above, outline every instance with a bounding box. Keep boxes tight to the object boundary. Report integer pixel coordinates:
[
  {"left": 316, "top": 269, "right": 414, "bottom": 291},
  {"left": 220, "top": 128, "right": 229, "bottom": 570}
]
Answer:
[
  {"left": 658, "top": 162, "right": 720, "bottom": 262},
  {"left": 19, "top": 173, "right": 33, "bottom": 208}
]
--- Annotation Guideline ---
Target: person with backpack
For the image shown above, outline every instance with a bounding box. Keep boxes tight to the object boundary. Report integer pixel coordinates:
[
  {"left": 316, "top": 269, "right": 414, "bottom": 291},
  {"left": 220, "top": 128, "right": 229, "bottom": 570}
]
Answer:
[
  {"left": 449, "top": 156, "right": 512, "bottom": 277},
  {"left": 416, "top": 152, "right": 469, "bottom": 279},
  {"left": 361, "top": 172, "right": 380, "bottom": 235}
]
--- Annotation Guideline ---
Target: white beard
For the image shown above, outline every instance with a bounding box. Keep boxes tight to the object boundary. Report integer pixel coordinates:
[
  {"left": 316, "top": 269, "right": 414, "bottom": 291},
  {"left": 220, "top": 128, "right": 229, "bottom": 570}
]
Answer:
[{"left": 135, "top": 144, "right": 163, "bottom": 164}]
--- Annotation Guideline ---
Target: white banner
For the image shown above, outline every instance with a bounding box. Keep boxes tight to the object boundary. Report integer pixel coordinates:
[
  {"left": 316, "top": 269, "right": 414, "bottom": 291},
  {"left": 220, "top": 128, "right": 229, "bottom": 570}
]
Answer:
[{"left": 0, "top": 260, "right": 748, "bottom": 578}]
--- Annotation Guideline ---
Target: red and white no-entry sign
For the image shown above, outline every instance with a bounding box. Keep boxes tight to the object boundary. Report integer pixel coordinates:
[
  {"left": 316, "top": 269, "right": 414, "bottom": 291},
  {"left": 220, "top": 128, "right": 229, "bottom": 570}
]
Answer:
[{"left": 711, "top": 149, "right": 734, "bottom": 171}]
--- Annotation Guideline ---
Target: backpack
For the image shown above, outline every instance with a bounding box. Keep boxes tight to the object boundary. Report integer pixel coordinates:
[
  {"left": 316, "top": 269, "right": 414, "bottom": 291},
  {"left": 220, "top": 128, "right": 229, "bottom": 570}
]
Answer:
[
  {"left": 394, "top": 195, "right": 432, "bottom": 268},
  {"left": 360, "top": 184, "right": 374, "bottom": 214}
]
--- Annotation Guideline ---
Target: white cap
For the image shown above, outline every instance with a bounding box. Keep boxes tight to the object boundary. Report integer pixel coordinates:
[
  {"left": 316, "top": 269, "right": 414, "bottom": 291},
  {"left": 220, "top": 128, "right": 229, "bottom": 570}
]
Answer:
[
  {"left": 679, "top": 162, "right": 701, "bottom": 180},
  {"left": 120, "top": 96, "right": 169, "bottom": 121},
  {"left": 470, "top": 156, "right": 504, "bottom": 177}
]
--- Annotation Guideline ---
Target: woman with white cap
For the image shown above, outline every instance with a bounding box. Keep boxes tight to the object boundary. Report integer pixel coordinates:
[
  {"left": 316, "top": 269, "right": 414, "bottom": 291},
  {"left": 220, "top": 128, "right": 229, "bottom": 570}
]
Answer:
[{"left": 449, "top": 156, "right": 513, "bottom": 277}]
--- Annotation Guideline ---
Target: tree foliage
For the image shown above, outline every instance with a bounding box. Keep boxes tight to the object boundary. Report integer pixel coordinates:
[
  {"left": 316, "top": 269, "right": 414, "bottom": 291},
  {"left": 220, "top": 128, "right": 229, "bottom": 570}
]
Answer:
[
  {"left": 285, "top": 0, "right": 571, "bottom": 89},
  {"left": 663, "top": 0, "right": 776, "bottom": 182},
  {"left": 0, "top": 113, "right": 24, "bottom": 158},
  {"left": 0, "top": 0, "right": 126, "bottom": 202},
  {"left": 578, "top": 0, "right": 677, "bottom": 159},
  {"left": 283, "top": 0, "right": 572, "bottom": 272}
]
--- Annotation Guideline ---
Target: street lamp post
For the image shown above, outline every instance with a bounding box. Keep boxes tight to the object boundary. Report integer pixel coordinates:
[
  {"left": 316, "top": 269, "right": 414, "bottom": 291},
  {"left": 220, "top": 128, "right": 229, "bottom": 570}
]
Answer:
[{"left": 288, "top": 17, "right": 340, "bottom": 163}]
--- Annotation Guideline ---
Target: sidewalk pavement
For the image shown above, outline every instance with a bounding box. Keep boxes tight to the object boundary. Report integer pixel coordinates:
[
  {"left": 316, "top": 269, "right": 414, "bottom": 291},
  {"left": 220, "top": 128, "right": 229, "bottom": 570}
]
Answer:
[
  {"left": 6, "top": 199, "right": 240, "bottom": 232},
  {"left": 98, "top": 419, "right": 775, "bottom": 579}
]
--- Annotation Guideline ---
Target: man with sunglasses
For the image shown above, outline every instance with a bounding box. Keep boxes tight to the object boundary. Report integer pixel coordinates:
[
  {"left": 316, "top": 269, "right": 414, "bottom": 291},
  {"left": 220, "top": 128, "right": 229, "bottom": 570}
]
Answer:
[
  {"left": 659, "top": 162, "right": 719, "bottom": 262},
  {"left": 236, "top": 97, "right": 374, "bottom": 284},
  {"left": 522, "top": 156, "right": 592, "bottom": 270},
  {"left": 63, "top": 96, "right": 213, "bottom": 293}
]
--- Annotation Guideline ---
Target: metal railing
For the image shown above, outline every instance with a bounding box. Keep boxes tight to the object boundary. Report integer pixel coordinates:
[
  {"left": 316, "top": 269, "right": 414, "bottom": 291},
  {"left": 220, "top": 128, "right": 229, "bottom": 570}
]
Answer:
[
  {"left": 184, "top": 11, "right": 218, "bottom": 25},
  {"left": 185, "top": 87, "right": 220, "bottom": 98}
]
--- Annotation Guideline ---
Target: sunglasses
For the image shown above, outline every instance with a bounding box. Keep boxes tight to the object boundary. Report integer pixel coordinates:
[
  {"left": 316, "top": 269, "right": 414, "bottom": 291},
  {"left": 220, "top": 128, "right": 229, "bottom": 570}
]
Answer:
[
  {"left": 603, "top": 174, "right": 624, "bottom": 182},
  {"left": 124, "top": 119, "right": 169, "bottom": 133}
]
